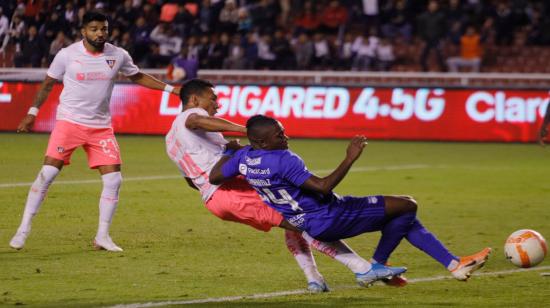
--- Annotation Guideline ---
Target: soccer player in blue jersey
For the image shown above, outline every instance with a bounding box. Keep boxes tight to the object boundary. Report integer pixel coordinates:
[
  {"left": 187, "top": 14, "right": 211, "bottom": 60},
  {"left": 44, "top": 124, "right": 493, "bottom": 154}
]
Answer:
[{"left": 210, "top": 115, "right": 492, "bottom": 282}]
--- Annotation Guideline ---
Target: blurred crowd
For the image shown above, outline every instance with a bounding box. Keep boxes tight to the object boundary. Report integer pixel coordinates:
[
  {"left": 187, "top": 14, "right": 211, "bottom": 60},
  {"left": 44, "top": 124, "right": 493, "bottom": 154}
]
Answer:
[{"left": 1, "top": 0, "right": 550, "bottom": 74}]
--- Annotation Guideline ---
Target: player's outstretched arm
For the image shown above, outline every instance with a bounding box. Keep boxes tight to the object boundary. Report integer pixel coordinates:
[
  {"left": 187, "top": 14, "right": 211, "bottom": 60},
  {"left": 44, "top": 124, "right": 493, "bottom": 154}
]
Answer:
[
  {"left": 209, "top": 156, "right": 233, "bottom": 185},
  {"left": 301, "top": 136, "right": 367, "bottom": 195},
  {"left": 538, "top": 105, "right": 550, "bottom": 146},
  {"left": 186, "top": 113, "right": 246, "bottom": 134},
  {"left": 17, "top": 76, "right": 57, "bottom": 133},
  {"left": 127, "top": 72, "right": 181, "bottom": 96}
]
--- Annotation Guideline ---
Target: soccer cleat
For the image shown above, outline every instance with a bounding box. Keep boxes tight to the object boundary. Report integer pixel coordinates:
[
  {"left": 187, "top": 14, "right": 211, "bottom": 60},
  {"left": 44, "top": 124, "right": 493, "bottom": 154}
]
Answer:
[
  {"left": 93, "top": 236, "right": 123, "bottom": 252},
  {"left": 451, "top": 247, "right": 492, "bottom": 281},
  {"left": 9, "top": 231, "right": 30, "bottom": 250},
  {"left": 307, "top": 281, "right": 330, "bottom": 293},
  {"left": 381, "top": 262, "right": 408, "bottom": 287},
  {"left": 355, "top": 263, "right": 407, "bottom": 287}
]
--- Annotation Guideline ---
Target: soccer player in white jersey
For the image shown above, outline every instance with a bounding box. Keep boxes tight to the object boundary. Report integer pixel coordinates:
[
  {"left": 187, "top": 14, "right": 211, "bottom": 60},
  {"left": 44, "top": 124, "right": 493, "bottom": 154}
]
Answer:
[
  {"left": 9, "top": 12, "right": 181, "bottom": 252},
  {"left": 165, "top": 79, "right": 406, "bottom": 291}
]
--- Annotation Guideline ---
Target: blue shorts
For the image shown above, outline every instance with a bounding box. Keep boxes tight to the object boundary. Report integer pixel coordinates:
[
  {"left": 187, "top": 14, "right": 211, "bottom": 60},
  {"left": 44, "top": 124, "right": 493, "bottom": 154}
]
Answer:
[{"left": 307, "top": 195, "right": 387, "bottom": 242}]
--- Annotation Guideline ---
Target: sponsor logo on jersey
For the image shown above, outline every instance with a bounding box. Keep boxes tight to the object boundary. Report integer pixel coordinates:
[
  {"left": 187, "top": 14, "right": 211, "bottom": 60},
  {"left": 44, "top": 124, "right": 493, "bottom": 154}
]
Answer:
[
  {"left": 288, "top": 213, "right": 305, "bottom": 228},
  {"left": 239, "top": 163, "right": 247, "bottom": 175},
  {"left": 106, "top": 59, "right": 116, "bottom": 69},
  {"left": 245, "top": 156, "right": 262, "bottom": 166}
]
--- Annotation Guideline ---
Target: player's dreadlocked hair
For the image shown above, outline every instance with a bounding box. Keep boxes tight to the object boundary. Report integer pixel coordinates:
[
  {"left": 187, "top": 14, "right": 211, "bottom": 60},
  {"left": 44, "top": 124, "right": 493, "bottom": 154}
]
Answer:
[
  {"left": 246, "top": 115, "right": 278, "bottom": 140},
  {"left": 179, "top": 79, "right": 214, "bottom": 108}
]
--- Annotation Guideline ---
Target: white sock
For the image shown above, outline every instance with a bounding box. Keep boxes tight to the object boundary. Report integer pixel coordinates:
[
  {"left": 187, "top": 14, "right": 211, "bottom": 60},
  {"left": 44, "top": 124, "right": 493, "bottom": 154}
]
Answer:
[
  {"left": 302, "top": 231, "right": 372, "bottom": 274},
  {"left": 447, "top": 259, "right": 460, "bottom": 271},
  {"left": 17, "top": 165, "right": 60, "bottom": 233},
  {"left": 96, "top": 172, "right": 122, "bottom": 239},
  {"left": 284, "top": 230, "right": 324, "bottom": 283}
]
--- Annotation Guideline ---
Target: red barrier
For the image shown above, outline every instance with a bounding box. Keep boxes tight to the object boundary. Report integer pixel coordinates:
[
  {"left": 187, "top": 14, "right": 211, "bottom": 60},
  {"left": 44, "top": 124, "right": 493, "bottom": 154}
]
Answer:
[{"left": 0, "top": 81, "right": 547, "bottom": 142}]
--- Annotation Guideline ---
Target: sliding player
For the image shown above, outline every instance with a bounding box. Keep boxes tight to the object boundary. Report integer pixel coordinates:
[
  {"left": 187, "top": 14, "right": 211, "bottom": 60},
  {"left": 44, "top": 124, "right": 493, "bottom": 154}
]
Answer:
[
  {"left": 210, "top": 115, "right": 492, "bottom": 282},
  {"left": 165, "top": 79, "right": 406, "bottom": 291}
]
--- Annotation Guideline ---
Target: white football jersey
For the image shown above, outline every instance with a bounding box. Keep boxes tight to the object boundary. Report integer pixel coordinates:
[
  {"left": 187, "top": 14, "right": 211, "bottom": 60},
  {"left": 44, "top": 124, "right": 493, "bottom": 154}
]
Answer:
[
  {"left": 47, "top": 40, "right": 139, "bottom": 127},
  {"left": 165, "top": 108, "right": 228, "bottom": 202}
]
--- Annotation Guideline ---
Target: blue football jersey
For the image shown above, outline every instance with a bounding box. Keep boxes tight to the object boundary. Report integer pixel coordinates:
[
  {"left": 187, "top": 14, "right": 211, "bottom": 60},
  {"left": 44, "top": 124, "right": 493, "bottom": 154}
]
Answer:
[{"left": 221, "top": 146, "right": 343, "bottom": 237}]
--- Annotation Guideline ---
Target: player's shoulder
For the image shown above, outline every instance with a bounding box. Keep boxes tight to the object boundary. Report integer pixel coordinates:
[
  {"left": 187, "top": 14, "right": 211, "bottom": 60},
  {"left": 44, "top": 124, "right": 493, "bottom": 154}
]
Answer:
[
  {"left": 104, "top": 43, "right": 131, "bottom": 56},
  {"left": 57, "top": 41, "right": 81, "bottom": 56}
]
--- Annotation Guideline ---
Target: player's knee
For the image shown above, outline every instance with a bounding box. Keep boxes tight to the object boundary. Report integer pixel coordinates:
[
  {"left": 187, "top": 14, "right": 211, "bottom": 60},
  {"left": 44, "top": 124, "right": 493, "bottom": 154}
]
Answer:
[
  {"left": 102, "top": 171, "right": 122, "bottom": 190},
  {"left": 405, "top": 198, "right": 418, "bottom": 213}
]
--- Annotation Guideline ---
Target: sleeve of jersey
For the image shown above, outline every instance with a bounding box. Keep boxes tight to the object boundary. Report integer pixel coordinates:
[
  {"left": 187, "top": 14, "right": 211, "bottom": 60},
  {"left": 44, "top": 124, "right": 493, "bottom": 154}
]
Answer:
[
  {"left": 119, "top": 49, "right": 140, "bottom": 76},
  {"left": 46, "top": 49, "right": 67, "bottom": 80},
  {"left": 220, "top": 150, "right": 244, "bottom": 179},
  {"left": 282, "top": 152, "right": 312, "bottom": 186}
]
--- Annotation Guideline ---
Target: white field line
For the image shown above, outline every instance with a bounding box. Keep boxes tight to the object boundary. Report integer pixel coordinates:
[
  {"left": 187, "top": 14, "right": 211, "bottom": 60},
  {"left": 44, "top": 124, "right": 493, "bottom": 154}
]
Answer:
[
  {"left": 106, "top": 265, "right": 550, "bottom": 308},
  {"left": 0, "top": 164, "right": 430, "bottom": 189}
]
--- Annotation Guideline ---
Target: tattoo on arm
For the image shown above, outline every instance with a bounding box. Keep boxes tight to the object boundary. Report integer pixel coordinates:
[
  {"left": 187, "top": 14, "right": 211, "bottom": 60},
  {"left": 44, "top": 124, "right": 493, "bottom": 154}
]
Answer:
[{"left": 33, "top": 77, "right": 56, "bottom": 108}]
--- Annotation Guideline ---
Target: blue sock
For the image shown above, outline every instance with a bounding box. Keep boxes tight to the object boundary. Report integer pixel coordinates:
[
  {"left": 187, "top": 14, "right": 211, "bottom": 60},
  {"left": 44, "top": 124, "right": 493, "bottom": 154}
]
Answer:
[
  {"left": 405, "top": 219, "right": 459, "bottom": 267},
  {"left": 372, "top": 212, "right": 416, "bottom": 264}
]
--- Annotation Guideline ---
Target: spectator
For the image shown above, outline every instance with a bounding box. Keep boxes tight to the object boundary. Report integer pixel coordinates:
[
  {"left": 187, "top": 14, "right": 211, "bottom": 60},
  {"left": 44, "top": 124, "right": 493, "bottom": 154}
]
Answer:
[
  {"left": 320, "top": 0, "right": 348, "bottom": 34},
  {"left": 256, "top": 33, "right": 276, "bottom": 69},
  {"left": 173, "top": 4, "right": 194, "bottom": 38},
  {"left": 294, "top": 1, "right": 320, "bottom": 34},
  {"left": 311, "top": 32, "right": 331, "bottom": 69},
  {"left": 293, "top": 32, "right": 313, "bottom": 70},
  {"left": 223, "top": 34, "right": 246, "bottom": 69},
  {"left": 376, "top": 37, "right": 395, "bottom": 71},
  {"left": 0, "top": 7, "right": 9, "bottom": 52},
  {"left": 63, "top": 2, "right": 78, "bottom": 28},
  {"left": 198, "top": 0, "right": 215, "bottom": 34},
  {"left": 119, "top": 32, "right": 134, "bottom": 56},
  {"left": 351, "top": 30, "right": 379, "bottom": 71},
  {"left": 47, "top": 30, "right": 71, "bottom": 63},
  {"left": 237, "top": 7, "right": 252, "bottom": 34},
  {"left": 381, "top": 0, "right": 413, "bottom": 42},
  {"left": 130, "top": 16, "right": 152, "bottom": 65},
  {"left": 219, "top": 0, "right": 239, "bottom": 34},
  {"left": 417, "top": 0, "right": 447, "bottom": 71},
  {"left": 150, "top": 23, "right": 183, "bottom": 66},
  {"left": 110, "top": 27, "right": 122, "bottom": 46},
  {"left": 186, "top": 36, "right": 201, "bottom": 61},
  {"left": 207, "top": 32, "right": 230, "bottom": 69},
  {"left": 446, "top": 26, "right": 482, "bottom": 72},
  {"left": 494, "top": 2, "right": 514, "bottom": 45},
  {"left": 243, "top": 31, "right": 258, "bottom": 69},
  {"left": 7, "top": 14, "right": 26, "bottom": 53},
  {"left": 115, "top": 0, "right": 137, "bottom": 31},
  {"left": 272, "top": 30, "right": 294, "bottom": 69},
  {"left": 197, "top": 34, "right": 211, "bottom": 68},
  {"left": 41, "top": 11, "right": 66, "bottom": 43},
  {"left": 251, "top": 0, "right": 279, "bottom": 34},
  {"left": 14, "top": 25, "right": 45, "bottom": 67},
  {"left": 334, "top": 32, "right": 354, "bottom": 70}
]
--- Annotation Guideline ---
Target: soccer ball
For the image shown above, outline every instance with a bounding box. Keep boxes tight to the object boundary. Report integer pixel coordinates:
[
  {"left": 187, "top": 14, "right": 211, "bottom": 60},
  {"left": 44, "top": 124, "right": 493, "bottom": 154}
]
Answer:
[
  {"left": 172, "top": 67, "right": 186, "bottom": 81},
  {"left": 504, "top": 229, "right": 547, "bottom": 268}
]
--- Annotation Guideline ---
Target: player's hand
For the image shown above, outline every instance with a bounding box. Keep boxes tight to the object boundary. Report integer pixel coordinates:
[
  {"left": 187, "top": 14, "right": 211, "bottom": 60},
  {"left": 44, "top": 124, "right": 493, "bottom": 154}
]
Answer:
[
  {"left": 539, "top": 128, "right": 548, "bottom": 146},
  {"left": 17, "top": 114, "right": 36, "bottom": 133},
  {"left": 346, "top": 135, "right": 367, "bottom": 162},
  {"left": 226, "top": 139, "right": 242, "bottom": 150}
]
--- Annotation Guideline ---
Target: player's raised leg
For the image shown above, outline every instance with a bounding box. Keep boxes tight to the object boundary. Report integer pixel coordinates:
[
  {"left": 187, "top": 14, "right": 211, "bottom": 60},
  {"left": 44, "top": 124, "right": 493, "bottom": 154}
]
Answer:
[
  {"left": 9, "top": 158, "right": 63, "bottom": 250},
  {"left": 373, "top": 196, "right": 491, "bottom": 281}
]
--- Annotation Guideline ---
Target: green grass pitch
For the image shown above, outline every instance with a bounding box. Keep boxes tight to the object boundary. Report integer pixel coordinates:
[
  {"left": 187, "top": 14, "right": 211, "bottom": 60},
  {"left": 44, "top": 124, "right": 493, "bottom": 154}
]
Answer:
[{"left": 1, "top": 133, "right": 549, "bottom": 307}]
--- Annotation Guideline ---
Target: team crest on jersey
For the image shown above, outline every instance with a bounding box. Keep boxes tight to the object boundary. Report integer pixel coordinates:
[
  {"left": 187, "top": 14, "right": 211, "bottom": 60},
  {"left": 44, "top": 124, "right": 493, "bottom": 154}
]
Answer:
[
  {"left": 57, "top": 146, "right": 64, "bottom": 153},
  {"left": 106, "top": 59, "right": 116, "bottom": 69}
]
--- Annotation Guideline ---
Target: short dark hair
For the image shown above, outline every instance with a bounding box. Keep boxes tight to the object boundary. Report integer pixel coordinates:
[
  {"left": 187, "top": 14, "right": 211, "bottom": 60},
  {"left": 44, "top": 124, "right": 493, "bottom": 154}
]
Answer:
[
  {"left": 246, "top": 115, "right": 278, "bottom": 139},
  {"left": 82, "top": 11, "right": 108, "bottom": 26},
  {"left": 179, "top": 79, "right": 214, "bottom": 106}
]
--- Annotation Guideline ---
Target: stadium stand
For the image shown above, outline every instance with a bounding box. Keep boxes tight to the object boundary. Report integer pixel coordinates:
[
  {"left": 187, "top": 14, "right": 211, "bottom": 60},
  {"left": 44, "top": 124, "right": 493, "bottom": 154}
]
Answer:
[{"left": 1, "top": 0, "right": 550, "bottom": 74}]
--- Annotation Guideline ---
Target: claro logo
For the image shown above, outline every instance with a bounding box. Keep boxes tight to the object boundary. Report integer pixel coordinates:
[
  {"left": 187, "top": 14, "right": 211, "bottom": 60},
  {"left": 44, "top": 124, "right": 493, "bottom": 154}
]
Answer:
[{"left": 466, "top": 91, "right": 549, "bottom": 123}]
